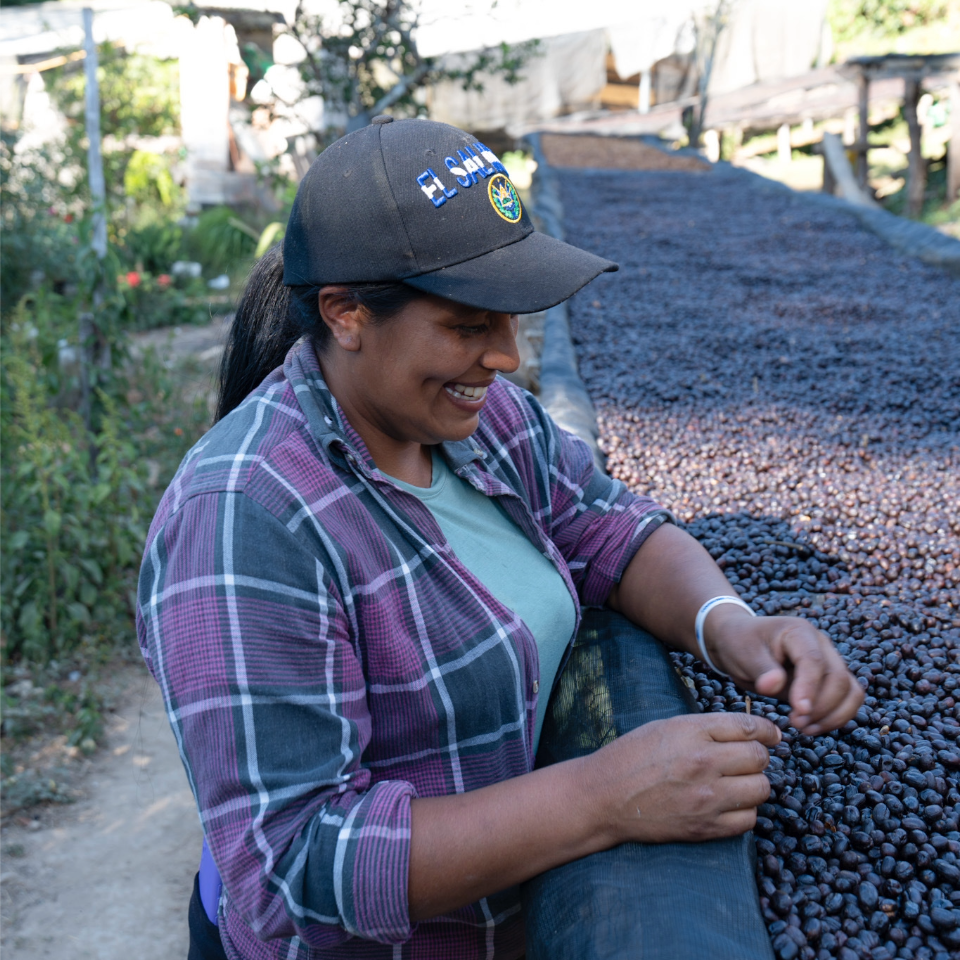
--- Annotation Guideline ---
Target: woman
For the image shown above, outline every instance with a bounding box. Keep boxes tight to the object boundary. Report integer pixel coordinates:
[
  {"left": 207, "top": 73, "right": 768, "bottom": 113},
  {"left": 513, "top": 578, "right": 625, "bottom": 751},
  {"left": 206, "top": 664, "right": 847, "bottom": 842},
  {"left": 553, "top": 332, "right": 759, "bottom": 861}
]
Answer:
[{"left": 137, "top": 118, "right": 863, "bottom": 960}]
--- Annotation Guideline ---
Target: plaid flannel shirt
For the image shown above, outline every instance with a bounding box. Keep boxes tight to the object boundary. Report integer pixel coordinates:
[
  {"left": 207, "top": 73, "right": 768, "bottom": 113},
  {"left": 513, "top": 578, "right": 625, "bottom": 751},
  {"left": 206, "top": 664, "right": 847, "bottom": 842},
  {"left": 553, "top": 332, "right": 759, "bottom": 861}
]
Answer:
[{"left": 137, "top": 340, "right": 670, "bottom": 960}]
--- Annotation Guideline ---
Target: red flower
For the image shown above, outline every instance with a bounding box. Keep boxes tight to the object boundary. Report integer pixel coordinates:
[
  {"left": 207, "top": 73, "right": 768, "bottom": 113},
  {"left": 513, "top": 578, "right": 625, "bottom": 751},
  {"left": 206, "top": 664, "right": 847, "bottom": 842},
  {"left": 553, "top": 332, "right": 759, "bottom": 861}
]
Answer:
[
  {"left": 64, "top": 214, "right": 74, "bottom": 223},
  {"left": 125, "top": 271, "right": 141, "bottom": 288},
  {"left": 157, "top": 274, "right": 172, "bottom": 287}
]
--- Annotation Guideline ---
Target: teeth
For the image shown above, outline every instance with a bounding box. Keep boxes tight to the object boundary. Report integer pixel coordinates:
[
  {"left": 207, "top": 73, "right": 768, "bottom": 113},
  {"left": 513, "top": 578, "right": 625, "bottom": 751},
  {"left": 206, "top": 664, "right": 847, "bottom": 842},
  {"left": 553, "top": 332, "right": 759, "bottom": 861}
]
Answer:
[{"left": 446, "top": 383, "right": 488, "bottom": 401}]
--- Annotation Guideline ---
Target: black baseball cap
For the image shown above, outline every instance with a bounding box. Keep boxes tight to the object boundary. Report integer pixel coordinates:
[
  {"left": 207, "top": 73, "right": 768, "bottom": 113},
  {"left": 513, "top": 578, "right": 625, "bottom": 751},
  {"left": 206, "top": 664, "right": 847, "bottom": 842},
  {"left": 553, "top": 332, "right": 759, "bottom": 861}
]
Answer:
[{"left": 283, "top": 116, "right": 617, "bottom": 314}]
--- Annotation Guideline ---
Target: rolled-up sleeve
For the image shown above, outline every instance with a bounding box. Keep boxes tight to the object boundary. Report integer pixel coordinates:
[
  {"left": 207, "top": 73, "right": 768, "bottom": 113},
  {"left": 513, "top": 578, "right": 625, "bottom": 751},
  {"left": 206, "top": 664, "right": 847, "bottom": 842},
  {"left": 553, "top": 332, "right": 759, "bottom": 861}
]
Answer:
[
  {"left": 533, "top": 401, "right": 674, "bottom": 606},
  {"left": 137, "top": 491, "right": 416, "bottom": 947}
]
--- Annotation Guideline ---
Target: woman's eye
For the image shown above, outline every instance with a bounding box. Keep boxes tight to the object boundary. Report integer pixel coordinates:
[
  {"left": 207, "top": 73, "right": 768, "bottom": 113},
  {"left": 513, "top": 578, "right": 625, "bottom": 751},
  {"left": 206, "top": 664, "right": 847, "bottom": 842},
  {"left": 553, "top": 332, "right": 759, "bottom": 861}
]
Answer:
[{"left": 457, "top": 323, "right": 491, "bottom": 337}]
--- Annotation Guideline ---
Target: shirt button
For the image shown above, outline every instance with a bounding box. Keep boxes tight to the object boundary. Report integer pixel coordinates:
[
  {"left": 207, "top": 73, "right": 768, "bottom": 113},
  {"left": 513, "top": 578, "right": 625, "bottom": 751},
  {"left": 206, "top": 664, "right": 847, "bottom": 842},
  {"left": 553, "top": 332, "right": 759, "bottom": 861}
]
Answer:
[{"left": 532, "top": 680, "right": 539, "bottom": 693}]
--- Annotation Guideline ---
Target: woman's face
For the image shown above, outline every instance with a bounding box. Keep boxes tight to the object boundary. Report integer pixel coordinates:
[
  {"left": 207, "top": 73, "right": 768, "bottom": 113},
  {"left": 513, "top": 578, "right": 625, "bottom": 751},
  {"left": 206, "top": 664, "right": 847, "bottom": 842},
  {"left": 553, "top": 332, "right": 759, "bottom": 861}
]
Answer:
[{"left": 318, "top": 289, "right": 521, "bottom": 461}]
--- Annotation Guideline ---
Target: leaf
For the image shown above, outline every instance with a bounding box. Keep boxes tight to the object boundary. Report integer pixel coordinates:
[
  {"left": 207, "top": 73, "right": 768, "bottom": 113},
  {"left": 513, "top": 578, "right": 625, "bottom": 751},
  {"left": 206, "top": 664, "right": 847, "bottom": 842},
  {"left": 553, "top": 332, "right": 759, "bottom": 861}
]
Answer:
[
  {"left": 79, "top": 558, "right": 103, "bottom": 585},
  {"left": 14, "top": 575, "right": 35, "bottom": 598},
  {"left": 60, "top": 561, "right": 80, "bottom": 594},
  {"left": 43, "top": 509, "right": 62, "bottom": 537},
  {"left": 255, "top": 222, "right": 285, "bottom": 259},
  {"left": 8, "top": 530, "right": 30, "bottom": 551},
  {"left": 66, "top": 602, "right": 90, "bottom": 625},
  {"left": 17, "top": 601, "right": 41, "bottom": 635},
  {"left": 80, "top": 581, "right": 97, "bottom": 608}
]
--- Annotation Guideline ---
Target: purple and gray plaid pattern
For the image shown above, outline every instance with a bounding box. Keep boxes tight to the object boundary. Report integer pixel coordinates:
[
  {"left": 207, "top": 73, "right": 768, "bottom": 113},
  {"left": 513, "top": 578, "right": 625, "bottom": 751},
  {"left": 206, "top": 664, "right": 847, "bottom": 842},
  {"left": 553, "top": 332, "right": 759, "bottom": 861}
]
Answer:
[{"left": 137, "top": 341, "right": 670, "bottom": 960}]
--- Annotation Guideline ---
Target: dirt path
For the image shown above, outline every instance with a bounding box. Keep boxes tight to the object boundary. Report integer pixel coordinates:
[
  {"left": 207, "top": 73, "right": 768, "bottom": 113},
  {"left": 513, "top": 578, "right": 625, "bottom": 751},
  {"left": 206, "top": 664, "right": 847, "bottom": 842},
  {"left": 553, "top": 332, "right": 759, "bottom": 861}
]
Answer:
[
  {"left": 0, "top": 319, "right": 236, "bottom": 957},
  {"left": 0, "top": 664, "right": 202, "bottom": 959}
]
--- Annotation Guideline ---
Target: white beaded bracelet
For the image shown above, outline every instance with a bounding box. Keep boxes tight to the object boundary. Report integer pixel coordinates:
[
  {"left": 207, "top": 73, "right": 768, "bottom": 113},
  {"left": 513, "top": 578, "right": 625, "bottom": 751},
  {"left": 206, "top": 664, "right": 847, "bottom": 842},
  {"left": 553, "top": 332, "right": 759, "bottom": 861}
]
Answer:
[{"left": 694, "top": 595, "right": 757, "bottom": 677}]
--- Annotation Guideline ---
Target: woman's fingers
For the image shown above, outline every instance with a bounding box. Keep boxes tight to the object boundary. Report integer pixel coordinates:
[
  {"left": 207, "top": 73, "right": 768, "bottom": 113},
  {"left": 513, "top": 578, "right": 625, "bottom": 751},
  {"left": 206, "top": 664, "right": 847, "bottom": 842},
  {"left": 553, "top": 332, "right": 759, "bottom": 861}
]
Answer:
[
  {"left": 704, "top": 711, "right": 782, "bottom": 748},
  {"left": 801, "top": 674, "right": 866, "bottom": 736},
  {"left": 784, "top": 629, "right": 863, "bottom": 732},
  {"left": 705, "top": 739, "right": 773, "bottom": 777},
  {"left": 779, "top": 625, "right": 828, "bottom": 725}
]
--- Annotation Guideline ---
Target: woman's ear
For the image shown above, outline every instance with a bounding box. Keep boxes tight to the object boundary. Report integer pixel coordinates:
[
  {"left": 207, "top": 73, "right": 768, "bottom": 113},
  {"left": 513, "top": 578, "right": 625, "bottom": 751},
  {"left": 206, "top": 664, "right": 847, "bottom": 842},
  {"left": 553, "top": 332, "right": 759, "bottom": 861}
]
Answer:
[{"left": 318, "top": 287, "right": 364, "bottom": 351}]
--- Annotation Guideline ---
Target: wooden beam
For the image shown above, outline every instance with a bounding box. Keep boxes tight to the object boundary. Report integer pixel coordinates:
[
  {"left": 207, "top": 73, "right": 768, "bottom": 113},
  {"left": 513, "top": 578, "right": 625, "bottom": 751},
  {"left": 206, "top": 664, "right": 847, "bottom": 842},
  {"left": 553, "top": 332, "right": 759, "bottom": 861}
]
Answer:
[
  {"left": 821, "top": 132, "right": 877, "bottom": 208},
  {"left": 903, "top": 77, "right": 925, "bottom": 217}
]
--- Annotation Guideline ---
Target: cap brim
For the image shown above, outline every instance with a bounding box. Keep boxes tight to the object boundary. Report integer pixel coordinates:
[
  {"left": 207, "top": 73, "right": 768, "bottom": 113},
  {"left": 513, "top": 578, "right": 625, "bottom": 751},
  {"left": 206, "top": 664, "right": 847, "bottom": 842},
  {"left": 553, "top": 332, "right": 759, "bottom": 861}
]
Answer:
[{"left": 403, "top": 231, "right": 618, "bottom": 314}]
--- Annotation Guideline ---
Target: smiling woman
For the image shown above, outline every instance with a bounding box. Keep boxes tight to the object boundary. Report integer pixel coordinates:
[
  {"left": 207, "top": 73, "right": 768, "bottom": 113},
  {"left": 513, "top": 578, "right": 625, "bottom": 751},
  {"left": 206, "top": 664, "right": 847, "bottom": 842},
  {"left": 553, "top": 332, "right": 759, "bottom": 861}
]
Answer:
[{"left": 136, "top": 118, "right": 863, "bottom": 960}]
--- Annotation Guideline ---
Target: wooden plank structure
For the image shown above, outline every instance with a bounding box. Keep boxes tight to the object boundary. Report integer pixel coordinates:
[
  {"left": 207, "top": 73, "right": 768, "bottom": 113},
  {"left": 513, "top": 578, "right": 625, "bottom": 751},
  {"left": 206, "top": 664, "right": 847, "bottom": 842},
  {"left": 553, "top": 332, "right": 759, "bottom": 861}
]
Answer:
[{"left": 839, "top": 53, "right": 960, "bottom": 216}]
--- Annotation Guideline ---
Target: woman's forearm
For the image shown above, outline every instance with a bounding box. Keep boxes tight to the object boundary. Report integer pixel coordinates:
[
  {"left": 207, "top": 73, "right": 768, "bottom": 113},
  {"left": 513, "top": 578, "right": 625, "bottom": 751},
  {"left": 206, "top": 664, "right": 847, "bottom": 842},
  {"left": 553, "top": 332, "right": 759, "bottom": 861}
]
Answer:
[
  {"left": 607, "top": 521, "right": 746, "bottom": 656},
  {"left": 408, "top": 755, "right": 603, "bottom": 920}
]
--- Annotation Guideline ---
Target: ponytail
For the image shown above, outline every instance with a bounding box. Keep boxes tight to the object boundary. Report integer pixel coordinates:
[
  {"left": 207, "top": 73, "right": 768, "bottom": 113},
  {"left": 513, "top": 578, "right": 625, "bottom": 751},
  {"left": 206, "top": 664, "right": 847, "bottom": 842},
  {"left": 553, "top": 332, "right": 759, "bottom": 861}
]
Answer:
[
  {"left": 216, "top": 245, "right": 423, "bottom": 422},
  {"left": 216, "top": 245, "right": 296, "bottom": 422}
]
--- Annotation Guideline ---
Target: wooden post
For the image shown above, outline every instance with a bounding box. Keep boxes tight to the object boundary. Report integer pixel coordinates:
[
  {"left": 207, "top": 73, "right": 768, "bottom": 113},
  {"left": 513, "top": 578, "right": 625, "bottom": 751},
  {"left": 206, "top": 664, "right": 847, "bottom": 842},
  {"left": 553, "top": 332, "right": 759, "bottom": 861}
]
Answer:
[
  {"left": 83, "top": 8, "right": 106, "bottom": 260},
  {"left": 777, "top": 123, "right": 792, "bottom": 163},
  {"left": 81, "top": 7, "right": 108, "bottom": 454},
  {"left": 947, "top": 73, "right": 960, "bottom": 204},
  {"left": 903, "top": 76, "right": 925, "bottom": 217},
  {"left": 638, "top": 69, "right": 651, "bottom": 114},
  {"left": 856, "top": 70, "right": 870, "bottom": 189},
  {"left": 822, "top": 145, "right": 837, "bottom": 195}
]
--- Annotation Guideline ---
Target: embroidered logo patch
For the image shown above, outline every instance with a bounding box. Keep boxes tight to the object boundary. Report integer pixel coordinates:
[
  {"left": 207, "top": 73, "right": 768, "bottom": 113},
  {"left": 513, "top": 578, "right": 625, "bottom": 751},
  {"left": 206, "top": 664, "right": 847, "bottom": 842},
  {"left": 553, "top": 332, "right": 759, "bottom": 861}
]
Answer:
[
  {"left": 488, "top": 174, "right": 522, "bottom": 223},
  {"left": 416, "top": 142, "right": 511, "bottom": 209}
]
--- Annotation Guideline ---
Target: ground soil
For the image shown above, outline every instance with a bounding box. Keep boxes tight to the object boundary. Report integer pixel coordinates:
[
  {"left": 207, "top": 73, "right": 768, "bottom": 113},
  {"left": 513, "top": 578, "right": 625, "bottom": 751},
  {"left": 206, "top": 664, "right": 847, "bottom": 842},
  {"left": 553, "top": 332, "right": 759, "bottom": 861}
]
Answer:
[
  {"left": 540, "top": 133, "right": 709, "bottom": 172},
  {"left": 0, "top": 662, "right": 202, "bottom": 958}
]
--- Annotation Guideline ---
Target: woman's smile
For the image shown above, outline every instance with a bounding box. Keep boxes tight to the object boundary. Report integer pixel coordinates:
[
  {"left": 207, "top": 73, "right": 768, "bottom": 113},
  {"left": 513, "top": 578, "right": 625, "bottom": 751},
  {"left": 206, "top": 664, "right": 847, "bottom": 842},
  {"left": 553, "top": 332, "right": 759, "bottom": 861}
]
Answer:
[{"left": 443, "top": 379, "right": 493, "bottom": 404}]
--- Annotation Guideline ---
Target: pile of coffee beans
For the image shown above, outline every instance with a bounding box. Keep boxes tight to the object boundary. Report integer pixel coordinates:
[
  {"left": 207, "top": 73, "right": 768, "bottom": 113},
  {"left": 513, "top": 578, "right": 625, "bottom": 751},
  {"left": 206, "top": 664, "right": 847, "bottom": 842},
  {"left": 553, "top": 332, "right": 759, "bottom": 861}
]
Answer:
[{"left": 558, "top": 164, "right": 960, "bottom": 960}]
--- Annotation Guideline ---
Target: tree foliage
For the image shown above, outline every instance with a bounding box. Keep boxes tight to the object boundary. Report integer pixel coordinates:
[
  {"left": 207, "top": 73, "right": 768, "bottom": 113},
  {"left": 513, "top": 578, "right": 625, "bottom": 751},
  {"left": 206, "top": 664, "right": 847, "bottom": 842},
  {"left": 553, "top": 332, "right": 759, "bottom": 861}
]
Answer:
[
  {"left": 49, "top": 41, "right": 179, "bottom": 140},
  {"left": 42, "top": 42, "right": 183, "bottom": 227},
  {"left": 827, "top": 0, "right": 951, "bottom": 42},
  {"left": 277, "top": 0, "right": 539, "bottom": 133}
]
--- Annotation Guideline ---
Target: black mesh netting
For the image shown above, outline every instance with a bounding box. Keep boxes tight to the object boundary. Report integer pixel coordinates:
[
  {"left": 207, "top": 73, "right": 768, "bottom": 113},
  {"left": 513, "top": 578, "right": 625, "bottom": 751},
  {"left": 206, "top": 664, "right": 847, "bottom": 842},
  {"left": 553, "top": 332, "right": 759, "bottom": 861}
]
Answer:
[{"left": 522, "top": 608, "right": 775, "bottom": 960}]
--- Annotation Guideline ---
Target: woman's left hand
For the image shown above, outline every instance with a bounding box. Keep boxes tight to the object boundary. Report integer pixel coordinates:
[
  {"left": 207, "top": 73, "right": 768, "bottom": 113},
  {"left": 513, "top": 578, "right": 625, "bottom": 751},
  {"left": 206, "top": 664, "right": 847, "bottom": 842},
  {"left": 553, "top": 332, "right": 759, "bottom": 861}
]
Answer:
[{"left": 704, "top": 607, "right": 865, "bottom": 736}]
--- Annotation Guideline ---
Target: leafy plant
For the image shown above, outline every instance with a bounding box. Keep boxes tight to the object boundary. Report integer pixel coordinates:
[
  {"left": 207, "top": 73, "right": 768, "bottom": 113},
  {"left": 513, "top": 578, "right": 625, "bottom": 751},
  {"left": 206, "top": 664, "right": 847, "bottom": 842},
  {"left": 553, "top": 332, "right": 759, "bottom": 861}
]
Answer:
[
  {"left": 123, "top": 149, "right": 180, "bottom": 210},
  {"left": 123, "top": 219, "right": 186, "bottom": 275},
  {"left": 183, "top": 206, "right": 258, "bottom": 277},
  {"left": 827, "top": 0, "right": 951, "bottom": 42},
  {"left": 0, "top": 307, "right": 148, "bottom": 663},
  {"left": 47, "top": 41, "right": 179, "bottom": 141},
  {"left": 116, "top": 269, "right": 212, "bottom": 330},
  {"left": 43, "top": 42, "right": 182, "bottom": 232},
  {"left": 0, "top": 137, "right": 84, "bottom": 307}
]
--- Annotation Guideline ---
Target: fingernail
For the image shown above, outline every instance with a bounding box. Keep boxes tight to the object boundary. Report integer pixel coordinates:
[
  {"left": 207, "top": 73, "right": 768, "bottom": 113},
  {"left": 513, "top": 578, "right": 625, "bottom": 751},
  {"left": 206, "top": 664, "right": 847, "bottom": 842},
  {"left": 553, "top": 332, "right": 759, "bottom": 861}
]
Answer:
[{"left": 799, "top": 699, "right": 812, "bottom": 713}]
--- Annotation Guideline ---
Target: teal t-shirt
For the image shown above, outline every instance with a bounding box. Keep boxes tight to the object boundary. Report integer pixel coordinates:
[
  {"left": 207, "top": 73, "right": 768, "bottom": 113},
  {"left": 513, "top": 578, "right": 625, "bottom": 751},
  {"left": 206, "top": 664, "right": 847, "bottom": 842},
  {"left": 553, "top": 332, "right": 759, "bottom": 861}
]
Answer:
[{"left": 386, "top": 448, "right": 577, "bottom": 750}]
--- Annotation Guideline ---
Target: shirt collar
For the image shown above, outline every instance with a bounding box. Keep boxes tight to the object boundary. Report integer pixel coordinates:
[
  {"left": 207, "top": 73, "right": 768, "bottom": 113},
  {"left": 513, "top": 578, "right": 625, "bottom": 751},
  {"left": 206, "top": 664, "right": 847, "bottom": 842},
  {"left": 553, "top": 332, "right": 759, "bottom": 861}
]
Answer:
[{"left": 283, "top": 339, "right": 486, "bottom": 478}]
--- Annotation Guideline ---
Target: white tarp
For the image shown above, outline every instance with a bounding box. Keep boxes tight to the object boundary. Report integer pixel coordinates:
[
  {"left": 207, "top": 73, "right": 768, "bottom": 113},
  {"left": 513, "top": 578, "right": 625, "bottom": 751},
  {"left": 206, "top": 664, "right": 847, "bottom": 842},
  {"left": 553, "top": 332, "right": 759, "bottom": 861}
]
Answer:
[
  {"left": 709, "top": 0, "right": 830, "bottom": 95},
  {"left": 421, "top": 0, "right": 828, "bottom": 130},
  {"left": 428, "top": 29, "right": 608, "bottom": 132}
]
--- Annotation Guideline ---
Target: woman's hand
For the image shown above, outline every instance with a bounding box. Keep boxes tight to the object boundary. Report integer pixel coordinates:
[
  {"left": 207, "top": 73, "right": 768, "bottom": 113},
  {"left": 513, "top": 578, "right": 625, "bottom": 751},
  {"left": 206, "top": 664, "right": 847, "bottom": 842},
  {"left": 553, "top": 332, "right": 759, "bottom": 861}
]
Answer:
[
  {"left": 608, "top": 523, "right": 864, "bottom": 737},
  {"left": 588, "top": 712, "right": 781, "bottom": 846},
  {"left": 410, "top": 710, "right": 781, "bottom": 918},
  {"left": 704, "top": 607, "right": 865, "bottom": 737}
]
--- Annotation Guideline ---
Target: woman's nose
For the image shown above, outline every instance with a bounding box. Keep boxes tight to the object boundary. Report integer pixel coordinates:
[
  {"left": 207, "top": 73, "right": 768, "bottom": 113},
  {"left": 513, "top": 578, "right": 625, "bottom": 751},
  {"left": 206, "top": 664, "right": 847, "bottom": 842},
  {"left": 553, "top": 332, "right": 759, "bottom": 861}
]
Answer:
[{"left": 482, "top": 314, "right": 520, "bottom": 374}]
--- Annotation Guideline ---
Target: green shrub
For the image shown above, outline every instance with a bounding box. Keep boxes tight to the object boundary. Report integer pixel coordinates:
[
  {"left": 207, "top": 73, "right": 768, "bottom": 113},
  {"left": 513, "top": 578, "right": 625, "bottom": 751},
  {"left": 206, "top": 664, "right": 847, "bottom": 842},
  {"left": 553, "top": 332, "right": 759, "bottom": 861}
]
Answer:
[
  {"left": 116, "top": 269, "right": 212, "bottom": 330},
  {"left": 0, "top": 138, "right": 83, "bottom": 307},
  {"left": 123, "top": 149, "right": 182, "bottom": 211},
  {"left": 123, "top": 220, "right": 185, "bottom": 275},
  {"left": 827, "top": 0, "right": 950, "bottom": 42},
  {"left": 1, "top": 308, "right": 148, "bottom": 663},
  {"left": 184, "top": 206, "right": 258, "bottom": 277}
]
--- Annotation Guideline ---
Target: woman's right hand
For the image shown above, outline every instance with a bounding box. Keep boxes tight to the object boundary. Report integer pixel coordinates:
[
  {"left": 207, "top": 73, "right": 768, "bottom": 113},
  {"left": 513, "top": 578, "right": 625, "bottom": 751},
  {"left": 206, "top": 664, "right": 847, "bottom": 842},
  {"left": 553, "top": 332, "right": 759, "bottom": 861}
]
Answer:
[
  {"left": 409, "top": 711, "right": 780, "bottom": 920},
  {"left": 586, "top": 712, "right": 781, "bottom": 846}
]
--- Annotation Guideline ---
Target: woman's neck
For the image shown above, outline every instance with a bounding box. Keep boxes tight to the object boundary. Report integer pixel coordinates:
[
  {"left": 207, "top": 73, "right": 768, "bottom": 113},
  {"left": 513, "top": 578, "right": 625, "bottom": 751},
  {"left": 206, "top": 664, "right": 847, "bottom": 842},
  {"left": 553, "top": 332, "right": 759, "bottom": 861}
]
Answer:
[{"left": 320, "top": 353, "right": 434, "bottom": 488}]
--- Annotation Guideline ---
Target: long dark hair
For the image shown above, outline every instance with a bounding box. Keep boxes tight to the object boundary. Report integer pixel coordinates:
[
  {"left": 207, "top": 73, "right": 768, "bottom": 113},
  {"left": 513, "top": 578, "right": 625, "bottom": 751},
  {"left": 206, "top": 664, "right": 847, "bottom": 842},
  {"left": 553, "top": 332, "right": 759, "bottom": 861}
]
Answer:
[{"left": 215, "top": 246, "right": 422, "bottom": 422}]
